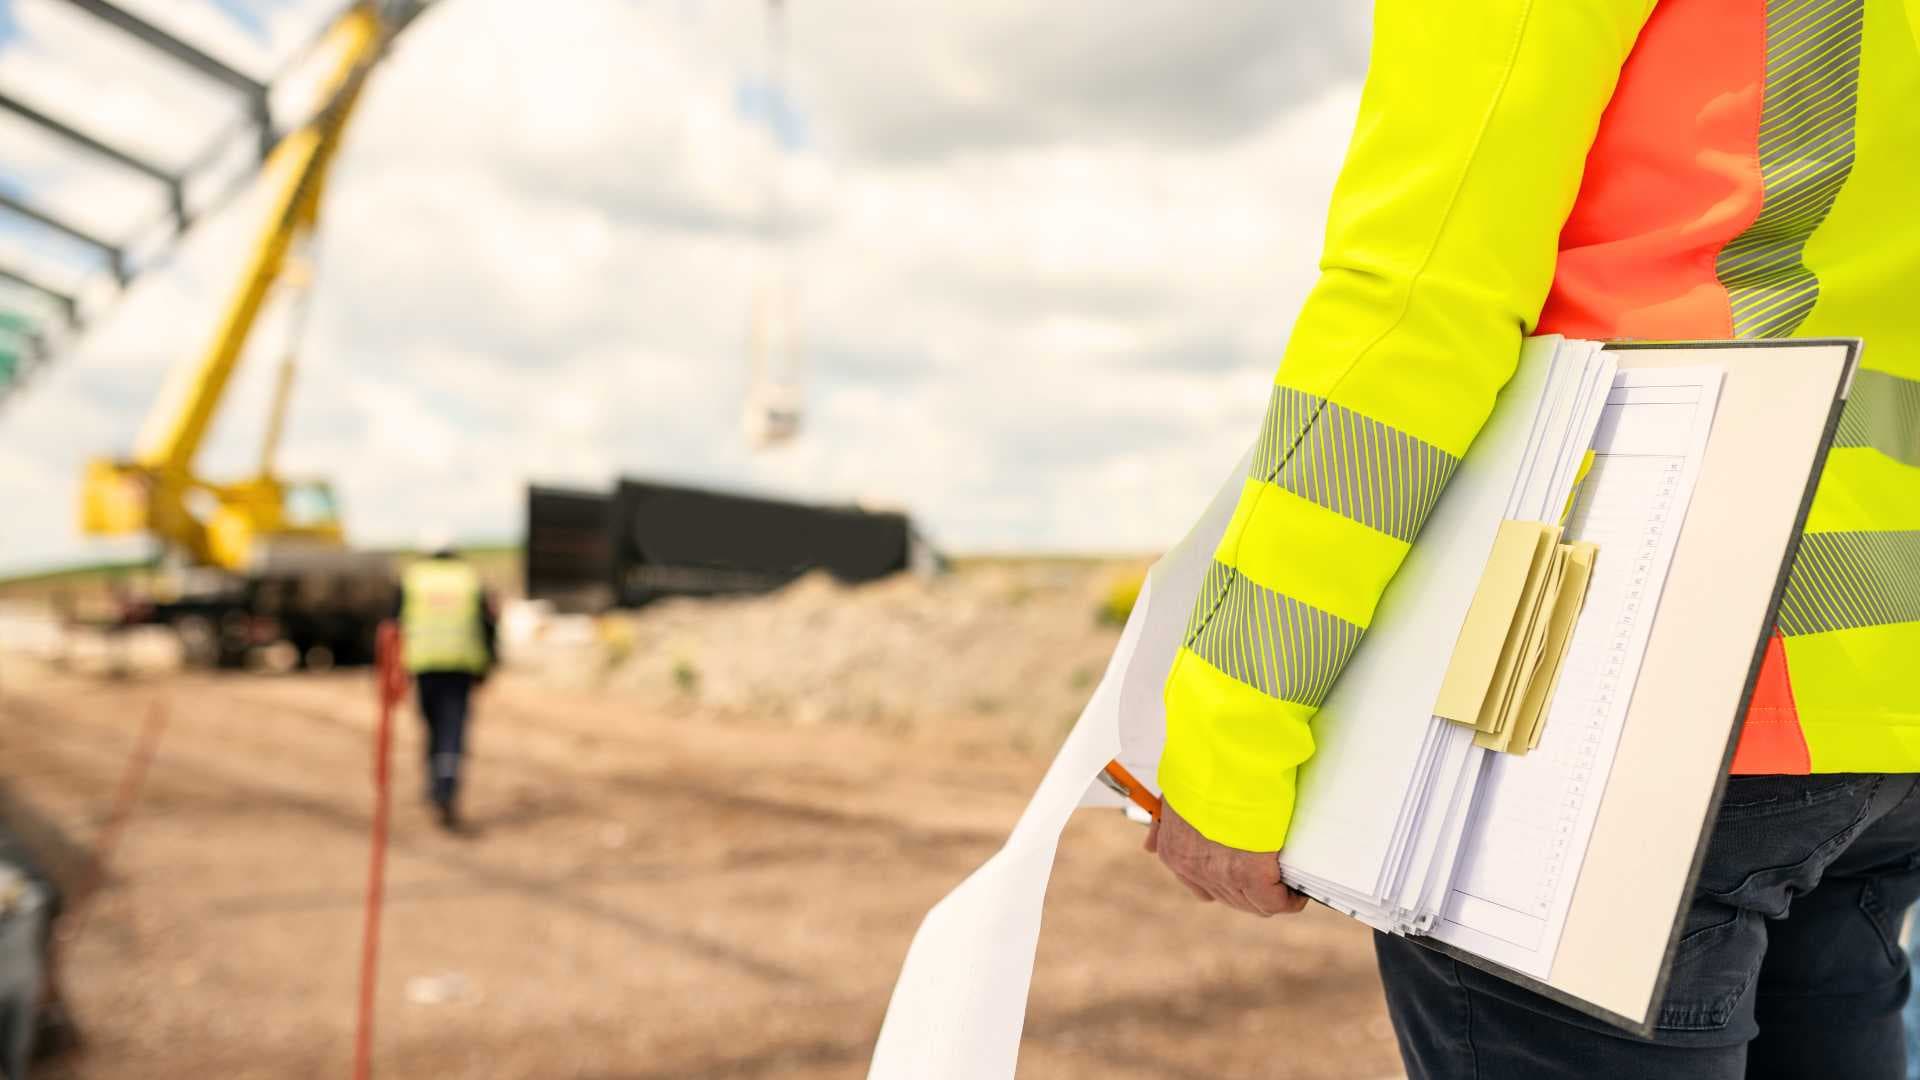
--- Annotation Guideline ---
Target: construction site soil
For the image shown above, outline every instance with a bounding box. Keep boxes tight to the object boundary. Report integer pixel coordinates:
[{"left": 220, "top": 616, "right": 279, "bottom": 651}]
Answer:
[{"left": 1, "top": 561, "right": 1403, "bottom": 1079}]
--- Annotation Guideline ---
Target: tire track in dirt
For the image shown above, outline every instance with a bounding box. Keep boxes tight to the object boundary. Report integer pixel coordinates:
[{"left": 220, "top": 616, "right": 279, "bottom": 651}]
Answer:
[{"left": 220, "top": 684, "right": 1008, "bottom": 863}]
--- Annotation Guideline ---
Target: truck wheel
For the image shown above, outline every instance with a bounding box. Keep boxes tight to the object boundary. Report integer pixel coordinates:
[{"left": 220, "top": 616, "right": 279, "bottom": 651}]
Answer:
[
  {"left": 175, "top": 616, "right": 219, "bottom": 668},
  {"left": 303, "top": 645, "right": 335, "bottom": 672}
]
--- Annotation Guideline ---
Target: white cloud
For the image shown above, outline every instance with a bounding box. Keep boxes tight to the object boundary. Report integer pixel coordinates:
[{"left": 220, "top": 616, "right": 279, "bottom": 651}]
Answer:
[
  {"left": 0, "top": 0, "right": 1368, "bottom": 572},
  {"left": 780, "top": 0, "right": 1368, "bottom": 161}
]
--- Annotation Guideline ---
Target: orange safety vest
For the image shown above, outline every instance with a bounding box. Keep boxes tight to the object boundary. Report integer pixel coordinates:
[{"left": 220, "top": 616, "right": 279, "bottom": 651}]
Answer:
[{"left": 1537, "top": 0, "right": 1920, "bottom": 774}]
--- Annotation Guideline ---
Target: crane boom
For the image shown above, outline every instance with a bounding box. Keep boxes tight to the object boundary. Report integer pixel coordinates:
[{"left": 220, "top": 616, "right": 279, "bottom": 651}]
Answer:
[{"left": 134, "top": 4, "right": 380, "bottom": 476}]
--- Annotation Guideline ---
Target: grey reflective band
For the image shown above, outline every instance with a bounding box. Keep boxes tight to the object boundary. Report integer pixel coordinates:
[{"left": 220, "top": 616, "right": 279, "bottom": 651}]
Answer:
[
  {"left": 1184, "top": 560, "right": 1363, "bottom": 707},
  {"left": 1249, "top": 385, "right": 1460, "bottom": 543},
  {"left": 1249, "top": 385, "right": 1325, "bottom": 483},
  {"left": 1834, "top": 368, "right": 1920, "bottom": 468},
  {"left": 1194, "top": 385, "right": 1448, "bottom": 704},
  {"left": 1777, "top": 530, "right": 1920, "bottom": 636},
  {"left": 1715, "top": 0, "right": 1866, "bottom": 340}
]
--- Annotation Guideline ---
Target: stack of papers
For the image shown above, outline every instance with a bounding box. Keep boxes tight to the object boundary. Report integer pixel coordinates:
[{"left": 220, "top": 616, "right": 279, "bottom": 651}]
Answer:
[
  {"left": 1430, "top": 359, "right": 1722, "bottom": 975},
  {"left": 1276, "top": 338, "right": 1722, "bottom": 976}
]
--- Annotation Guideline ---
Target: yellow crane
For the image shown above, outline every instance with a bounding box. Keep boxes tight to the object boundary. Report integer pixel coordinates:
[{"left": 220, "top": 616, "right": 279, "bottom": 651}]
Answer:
[
  {"left": 58, "top": 1, "right": 427, "bottom": 666},
  {"left": 80, "top": 2, "right": 389, "bottom": 571},
  {"left": 12, "top": 0, "right": 807, "bottom": 658}
]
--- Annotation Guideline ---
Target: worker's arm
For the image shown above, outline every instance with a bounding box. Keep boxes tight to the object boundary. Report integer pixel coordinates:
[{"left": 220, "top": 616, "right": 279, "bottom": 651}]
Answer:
[
  {"left": 480, "top": 591, "right": 499, "bottom": 673},
  {"left": 1158, "top": 0, "right": 1656, "bottom": 853}
]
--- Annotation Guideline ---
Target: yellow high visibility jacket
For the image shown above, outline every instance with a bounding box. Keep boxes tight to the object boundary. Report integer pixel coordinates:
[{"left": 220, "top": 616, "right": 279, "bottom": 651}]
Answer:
[
  {"left": 1161, "top": 0, "right": 1920, "bottom": 852},
  {"left": 401, "top": 559, "right": 490, "bottom": 675}
]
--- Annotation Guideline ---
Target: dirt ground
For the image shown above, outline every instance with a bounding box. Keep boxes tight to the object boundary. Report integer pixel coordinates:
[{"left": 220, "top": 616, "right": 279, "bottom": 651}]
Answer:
[{"left": 0, "top": 567, "right": 1405, "bottom": 1079}]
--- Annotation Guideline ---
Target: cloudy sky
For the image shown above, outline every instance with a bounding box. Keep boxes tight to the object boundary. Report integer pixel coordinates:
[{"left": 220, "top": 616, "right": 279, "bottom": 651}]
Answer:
[{"left": 0, "top": 0, "right": 1369, "bottom": 573}]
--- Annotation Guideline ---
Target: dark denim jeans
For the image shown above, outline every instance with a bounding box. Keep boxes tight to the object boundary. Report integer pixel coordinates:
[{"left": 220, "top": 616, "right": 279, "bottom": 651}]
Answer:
[
  {"left": 416, "top": 671, "right": 474, "bottom": 807},
  {"left": 1905, "top": 917, "right": 1920, "bottom": 1078},
  {"left": 1377, "top": 773, "right": 1920, "bottom": 1079}
]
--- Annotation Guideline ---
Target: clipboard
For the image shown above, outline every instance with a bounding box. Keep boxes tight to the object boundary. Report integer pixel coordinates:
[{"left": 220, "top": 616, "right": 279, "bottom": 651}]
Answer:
[
  {"left": 1097, "top": 337, "right": 1861, "bottom": 1034},
  {"left": 1421, "top": 338, "right": 1860, "bottom": 1034},
  {"left": 868, "top": 337, "right": 1863, "bottom": 1077}
]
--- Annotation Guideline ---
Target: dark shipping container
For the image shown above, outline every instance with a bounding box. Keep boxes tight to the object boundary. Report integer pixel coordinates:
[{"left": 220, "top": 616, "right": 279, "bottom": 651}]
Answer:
[
  {"left": 525, "top": 479, "right": 922, "bottom": 611},
  {"left": 524, "top": 485, "right": 616, "bottom": 611}
]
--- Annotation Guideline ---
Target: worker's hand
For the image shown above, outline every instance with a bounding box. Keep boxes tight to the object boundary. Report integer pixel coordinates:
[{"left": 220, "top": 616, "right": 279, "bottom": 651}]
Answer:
[{"left": 1144, "top": 799, "right": 1306, "bottom": 918}]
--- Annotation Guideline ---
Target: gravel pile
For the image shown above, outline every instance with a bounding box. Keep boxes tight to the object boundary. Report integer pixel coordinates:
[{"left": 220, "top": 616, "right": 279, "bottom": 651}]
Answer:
[{"left": 511, "top": 561, "right": 1143, "bottom": 751}]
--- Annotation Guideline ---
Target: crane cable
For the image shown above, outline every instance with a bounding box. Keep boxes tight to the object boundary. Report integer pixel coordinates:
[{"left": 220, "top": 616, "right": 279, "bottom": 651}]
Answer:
[
  {"left": 743, "top": 0, "right": 804, "bottom": 449},
  {"left": 257, "top": 228, "right": 321, "bottom": 480}
]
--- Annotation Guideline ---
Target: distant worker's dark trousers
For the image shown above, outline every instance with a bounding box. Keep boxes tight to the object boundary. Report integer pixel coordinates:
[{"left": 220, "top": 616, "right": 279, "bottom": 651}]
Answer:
[
  {"left": 415, "top": 671, "right": 475, "bottom": 808},
  {"left": 1377, "top": 773, "right": 1920, "bottom": 1079}
]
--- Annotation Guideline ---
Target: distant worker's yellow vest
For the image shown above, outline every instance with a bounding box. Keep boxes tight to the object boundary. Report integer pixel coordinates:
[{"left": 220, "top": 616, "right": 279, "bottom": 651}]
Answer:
[{"left": 401, "top": 560, "right": 487, "bottom": 674}]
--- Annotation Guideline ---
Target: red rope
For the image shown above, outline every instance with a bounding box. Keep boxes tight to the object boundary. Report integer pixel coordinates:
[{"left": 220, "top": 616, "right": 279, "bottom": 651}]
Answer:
[
  {"left": 51, "top": 698, "right": 169, "bottom": 971},
  {"left": 353, "top": 621, "right": 408, "bottom": 1080}
]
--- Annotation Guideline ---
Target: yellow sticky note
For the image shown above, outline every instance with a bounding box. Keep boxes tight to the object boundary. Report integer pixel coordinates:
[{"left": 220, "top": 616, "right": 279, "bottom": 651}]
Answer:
[
  {"left": 1521, "top": 542, "right": 1598, "bottom": 752},
  {"left": 1561, "top": 450, "right": 1598, "bottom": 526},
  {"left": 1480, "top": 544, "right": 1570, "bottom": 753},
  {"left": 1473, "top": 523, "right": 1561, "bottom": 736},
  {"left": 1434, "top": 521, "right": 1555, "bottom": 729}
]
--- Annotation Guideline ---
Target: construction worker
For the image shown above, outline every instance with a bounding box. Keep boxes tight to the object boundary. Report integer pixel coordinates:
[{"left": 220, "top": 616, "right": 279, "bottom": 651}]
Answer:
[
  {"left": 398, "top": 544, "right": 496, "bottom": 832},
  {"left": 1146, "top": 1, "right": 1920, "bottom": 1076}
]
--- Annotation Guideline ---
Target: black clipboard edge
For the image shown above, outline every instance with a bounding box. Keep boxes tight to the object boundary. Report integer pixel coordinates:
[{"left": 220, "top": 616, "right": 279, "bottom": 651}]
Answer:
[{"left": 1416, "top": 337, "right": 1862, "bottom": 1038}]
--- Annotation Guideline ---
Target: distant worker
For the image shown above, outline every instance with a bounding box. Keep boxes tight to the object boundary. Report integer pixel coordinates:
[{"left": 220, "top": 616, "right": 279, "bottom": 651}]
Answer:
[
  {"left": 397, "top": 543, "right": 497, "bottom": 832},
  {"left": 1147, "top": 2, "right": 1920, "bottom": 1078}
]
